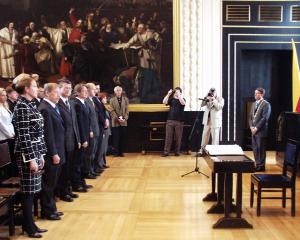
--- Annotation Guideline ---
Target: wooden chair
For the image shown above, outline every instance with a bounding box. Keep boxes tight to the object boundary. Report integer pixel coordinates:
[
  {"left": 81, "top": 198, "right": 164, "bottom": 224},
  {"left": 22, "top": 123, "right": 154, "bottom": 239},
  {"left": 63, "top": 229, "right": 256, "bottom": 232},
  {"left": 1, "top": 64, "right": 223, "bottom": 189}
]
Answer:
[
  {"left": 0, "top": 188, "right": 19, "bottom": 236},
  {"left": 250, "top": 139, "right": 300, "bottom": 216},
  {"left": 0, "top": 146, "right": 41, "bottom": 218},
  {"left": 0, "top": 142, "right": 19, "bottom": 236}
]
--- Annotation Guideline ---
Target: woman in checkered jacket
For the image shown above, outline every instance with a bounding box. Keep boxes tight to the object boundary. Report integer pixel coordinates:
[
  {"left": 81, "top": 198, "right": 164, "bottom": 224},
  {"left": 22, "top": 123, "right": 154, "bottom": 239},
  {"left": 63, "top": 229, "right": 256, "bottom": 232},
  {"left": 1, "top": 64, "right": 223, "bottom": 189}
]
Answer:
[{"left": 12, "top": 75, "right": 47, "bottom": 238}]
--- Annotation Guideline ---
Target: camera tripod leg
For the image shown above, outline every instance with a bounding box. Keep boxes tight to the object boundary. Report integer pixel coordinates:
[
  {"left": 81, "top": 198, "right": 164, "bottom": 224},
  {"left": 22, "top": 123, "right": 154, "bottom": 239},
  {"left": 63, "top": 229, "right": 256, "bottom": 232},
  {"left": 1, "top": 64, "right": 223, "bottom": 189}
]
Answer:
[
  {"left": 181, "top": 167, "right": 209, "bottom": 178},
  {"left": 181, "top": 169, "right": 197, "bottom": 177}
]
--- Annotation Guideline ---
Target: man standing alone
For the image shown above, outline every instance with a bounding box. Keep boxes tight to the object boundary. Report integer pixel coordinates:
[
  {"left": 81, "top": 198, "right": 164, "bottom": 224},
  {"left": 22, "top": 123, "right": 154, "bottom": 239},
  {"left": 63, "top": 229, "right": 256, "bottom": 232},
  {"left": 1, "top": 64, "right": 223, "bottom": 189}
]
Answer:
[
  {"left": 110, "top": 86, "right": 129, "bottom": 157},
  {"left": 249, "top": 87, "right": 271, "bottom": 172}
]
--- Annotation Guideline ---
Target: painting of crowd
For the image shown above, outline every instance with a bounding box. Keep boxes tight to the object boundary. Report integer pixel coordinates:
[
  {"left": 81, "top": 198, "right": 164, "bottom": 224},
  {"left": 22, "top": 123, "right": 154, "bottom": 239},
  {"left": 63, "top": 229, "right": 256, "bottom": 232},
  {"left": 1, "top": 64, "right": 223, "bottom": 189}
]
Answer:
[{"left": 0, "top": 0, "right": 173, "bottom": 103}]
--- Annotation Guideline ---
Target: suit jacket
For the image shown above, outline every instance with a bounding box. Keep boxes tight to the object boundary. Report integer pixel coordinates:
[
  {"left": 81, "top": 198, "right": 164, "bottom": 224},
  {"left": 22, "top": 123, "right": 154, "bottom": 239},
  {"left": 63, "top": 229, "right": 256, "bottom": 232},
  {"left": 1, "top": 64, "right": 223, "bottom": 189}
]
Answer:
[
  {"left": 73, "top": 98, "right": 90, "bottom": 143},
  {"left": 85, "top": 97, "right": 100, "bottom": 137},
  {"left": 12, "top": 97, "right": 47, "bottom": 194},
  {"left": 38, "top": 100, "right": 65, "bottom": 164},
  {"left": 109, "top": 96, "right": 129, "bottom": 127},
  {"left": 7, "top": 99, "right": 16, "bottom": 113},
  {"left": 58, "top": 98, "right": 80, "bottom": 152},
  {"left": 201, "top": 96, "right": 224, "bottom": 128},
  {"left": 248, "top": 99, "right": 271, "bottom": 137},
  {"left": 13, "top": 96, "right": 47, "bottom": 162},
  {"left": 93, "top": 96, "right": 106, "bottom": 130}
]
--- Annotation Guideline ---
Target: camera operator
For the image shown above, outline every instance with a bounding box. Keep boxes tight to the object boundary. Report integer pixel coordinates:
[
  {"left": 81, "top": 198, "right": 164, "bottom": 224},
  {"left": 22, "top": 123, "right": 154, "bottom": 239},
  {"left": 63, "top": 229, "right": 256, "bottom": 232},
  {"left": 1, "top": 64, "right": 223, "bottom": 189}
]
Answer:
[
  {"left": 199, "top": 88, "right": 224, "bottom": 154},
  {"left": 162, "top": 87, "right": 186, "bottom": 157}
]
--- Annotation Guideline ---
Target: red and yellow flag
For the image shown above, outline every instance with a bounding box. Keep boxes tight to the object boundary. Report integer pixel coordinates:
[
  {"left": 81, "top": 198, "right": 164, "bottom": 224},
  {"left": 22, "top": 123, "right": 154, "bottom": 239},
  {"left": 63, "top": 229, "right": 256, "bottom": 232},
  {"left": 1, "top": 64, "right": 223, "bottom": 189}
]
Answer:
[{"left": 292, "top": 39, "right": 300, "bottom": 112}]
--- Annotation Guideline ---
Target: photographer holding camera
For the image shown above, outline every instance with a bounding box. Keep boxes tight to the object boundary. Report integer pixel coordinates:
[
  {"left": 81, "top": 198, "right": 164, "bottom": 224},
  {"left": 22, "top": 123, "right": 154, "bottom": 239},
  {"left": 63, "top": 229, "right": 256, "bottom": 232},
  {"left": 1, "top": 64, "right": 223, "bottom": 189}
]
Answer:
[
  {"left": 199, "top": 88, "right": 224, "bottom": 154},
  {"left": 162, "top": 87, "right": 186, "bottom": 157}
]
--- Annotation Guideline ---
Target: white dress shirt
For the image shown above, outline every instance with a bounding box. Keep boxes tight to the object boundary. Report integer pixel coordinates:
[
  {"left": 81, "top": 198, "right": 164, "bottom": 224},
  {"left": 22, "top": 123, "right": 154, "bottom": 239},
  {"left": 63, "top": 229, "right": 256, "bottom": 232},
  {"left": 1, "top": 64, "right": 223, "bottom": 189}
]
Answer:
[{"left": 0, "top": 106, "right": 15, "bottom": 141}]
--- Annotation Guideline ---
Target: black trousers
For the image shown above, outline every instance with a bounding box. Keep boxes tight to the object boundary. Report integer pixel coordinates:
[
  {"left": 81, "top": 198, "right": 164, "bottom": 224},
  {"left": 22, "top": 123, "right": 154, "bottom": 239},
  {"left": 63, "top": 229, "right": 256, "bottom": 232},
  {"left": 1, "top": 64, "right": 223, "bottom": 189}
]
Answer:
[
  {"left": 252, "top": 135, "right": 267, "bottom": 167},
  {"left": 84, "top": 136, "right": 98, "bottom": 175},
  {"left": 112, "top": 126, "right": 127, "bottom": 155},
  {"left": 57, "top": 149, "right": 75, "bottom": 196},
  {"left": 41, "top": 160, "right": 62, "bottom": 216},
  {"left": 95, "top": 128, "right": 104, "bottom": 170},
  {"left": 22, "top": 193, "right": 36, "bottom": 234},
  {"left": 163, "top": 120, "right": 184, "bottom": 153},
  {"left": 72, "top": 147, "right": 86, "bottom": 188}
]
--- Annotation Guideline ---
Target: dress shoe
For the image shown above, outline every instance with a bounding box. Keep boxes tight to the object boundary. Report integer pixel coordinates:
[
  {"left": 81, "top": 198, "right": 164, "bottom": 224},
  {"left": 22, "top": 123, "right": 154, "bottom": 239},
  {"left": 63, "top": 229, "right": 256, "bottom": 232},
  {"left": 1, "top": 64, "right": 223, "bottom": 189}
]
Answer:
[
  {"left": 54, "top": 211, "right": 64, "bottom": 217},
  {"left": 86, "top": 174, "right": 97, "bottom": 179},
  {"left": 41, "top": 214, "right": 61, "bottom": 220},
  {"left": 84, "top": 184, "right": 93, "bottom": 189},
  {"left": 33, "top": 223, "right": 48, "bottom": 233},
  {"left": 60, "top": 195, "right": 74, "bottom": 202},
  {"left": 24, "top": 232, "right": 42, "bottom": 238},
  {"left": 103, "top": 165, "right": 110, "bottom": 168},
  {"left": 255, "top": 166, "right": 266, "bottom": 172},
  {"left": 175, "top": 152, "right": 180, "bottom": 156},
  {"left": 92, "top": 172, "right": 100, "bottom": 176},
  {"left": 95, "top": 168, "right": 103, "bottom": 174},
  {"left": 73, "top": 186, "right": 87, "bottom": 193},
  {"left": 118, "top": 153, "right": 124, "bottom": 157},
  {"left": 161, "top": 152, "right": 169, "bottom": 157},
  {"left": 36, "top": 228, "right": 48, "bottom": 233},
  {"left": 22, "top": 227, "right": 43, "bottom": 238},
  {"left": 69, "top": 192, "right": 79, "bottom": 198}
]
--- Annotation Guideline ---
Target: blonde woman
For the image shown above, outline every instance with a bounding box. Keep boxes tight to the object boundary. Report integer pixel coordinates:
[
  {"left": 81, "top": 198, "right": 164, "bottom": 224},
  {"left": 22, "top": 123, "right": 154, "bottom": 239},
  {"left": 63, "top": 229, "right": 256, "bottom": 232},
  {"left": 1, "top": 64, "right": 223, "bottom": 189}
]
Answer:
[
  {"left": 0, "top": 88, "right": 15, "bottom": 176},
  {"left": 12, "top": 76, "right": 47, "bottom": 238},
  {"left": 0, "top": 88, "right": 15, "bottom": 142}
]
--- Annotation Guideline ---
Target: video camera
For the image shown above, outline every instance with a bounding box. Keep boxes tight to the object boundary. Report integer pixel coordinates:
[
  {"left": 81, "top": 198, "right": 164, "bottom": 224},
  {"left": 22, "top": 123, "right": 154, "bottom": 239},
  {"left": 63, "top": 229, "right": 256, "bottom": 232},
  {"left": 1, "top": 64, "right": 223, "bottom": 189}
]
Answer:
[{"left": 198, "top": 88, "right": 216, "bottom": 101}]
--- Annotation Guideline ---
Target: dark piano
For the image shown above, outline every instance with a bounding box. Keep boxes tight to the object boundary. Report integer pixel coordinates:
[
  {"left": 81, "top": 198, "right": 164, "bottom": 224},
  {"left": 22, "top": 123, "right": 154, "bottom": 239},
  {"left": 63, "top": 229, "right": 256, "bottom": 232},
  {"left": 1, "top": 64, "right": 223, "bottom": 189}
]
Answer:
[{"left": 276, "top": 112, "right": 300, "bottom": 169}]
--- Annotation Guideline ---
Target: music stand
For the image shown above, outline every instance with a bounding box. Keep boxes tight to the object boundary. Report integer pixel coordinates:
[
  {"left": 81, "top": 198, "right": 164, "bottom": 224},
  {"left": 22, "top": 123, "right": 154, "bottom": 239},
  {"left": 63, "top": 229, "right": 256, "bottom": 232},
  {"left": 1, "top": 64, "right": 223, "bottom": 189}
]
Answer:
[{"left": 181, "top": 106, "right": 209, "bottom": 178}]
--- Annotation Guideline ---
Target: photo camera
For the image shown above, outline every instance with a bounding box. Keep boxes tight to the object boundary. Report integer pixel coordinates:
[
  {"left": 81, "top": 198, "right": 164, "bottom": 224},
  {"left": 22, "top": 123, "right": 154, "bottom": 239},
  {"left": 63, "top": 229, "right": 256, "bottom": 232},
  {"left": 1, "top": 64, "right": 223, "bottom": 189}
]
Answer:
[{"left": 207, "top": 88, "right": 216, "bottom": 97}]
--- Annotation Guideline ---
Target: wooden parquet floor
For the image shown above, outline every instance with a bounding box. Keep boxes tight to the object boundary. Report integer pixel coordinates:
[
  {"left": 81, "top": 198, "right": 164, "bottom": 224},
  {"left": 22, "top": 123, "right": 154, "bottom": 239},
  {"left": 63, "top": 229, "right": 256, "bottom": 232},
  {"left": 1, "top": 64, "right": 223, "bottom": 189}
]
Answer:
[{"left": 6, "top": 152, "right": 300, "bottom": 240}]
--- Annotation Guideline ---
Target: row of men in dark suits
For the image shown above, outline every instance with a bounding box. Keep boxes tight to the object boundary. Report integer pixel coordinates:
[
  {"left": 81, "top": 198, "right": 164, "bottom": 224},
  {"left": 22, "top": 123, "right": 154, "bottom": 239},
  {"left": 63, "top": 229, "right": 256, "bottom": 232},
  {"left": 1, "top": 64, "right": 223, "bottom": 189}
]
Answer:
[{"left": 37, "top": 80, "right": 109, "bottom": 220}]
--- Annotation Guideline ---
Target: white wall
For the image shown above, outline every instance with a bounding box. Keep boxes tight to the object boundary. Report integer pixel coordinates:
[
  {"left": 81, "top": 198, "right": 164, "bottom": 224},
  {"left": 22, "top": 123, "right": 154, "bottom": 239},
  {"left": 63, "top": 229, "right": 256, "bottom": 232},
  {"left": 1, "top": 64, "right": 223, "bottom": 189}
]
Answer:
[{"left": 180, "top": 0, "right": 222, "bottom": 111}]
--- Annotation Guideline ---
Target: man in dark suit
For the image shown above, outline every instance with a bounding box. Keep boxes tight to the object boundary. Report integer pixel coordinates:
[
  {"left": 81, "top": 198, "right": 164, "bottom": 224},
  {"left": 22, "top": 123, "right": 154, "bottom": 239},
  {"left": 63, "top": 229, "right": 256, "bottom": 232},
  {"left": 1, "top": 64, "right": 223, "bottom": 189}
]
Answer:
[
  {"left": 57, "top": 79, "right": 80, "bottom": 202},
  {"left": 84, "top": 83, "right": 100, "bottom": 178},
  {"left": 5, "top": 86, "right": 18, "bottom": 112},
  {"left": 249, "top": 87, "right": 271, "bottom": 172},
  {"left": 38, "top": 83, "right": 65, "bottom": 220},
  {"left": 72, "top": 83, "right": 91, "bottom": 192},
  {"left": 93, "top": 86, "right": 108, "bottom": 171}
]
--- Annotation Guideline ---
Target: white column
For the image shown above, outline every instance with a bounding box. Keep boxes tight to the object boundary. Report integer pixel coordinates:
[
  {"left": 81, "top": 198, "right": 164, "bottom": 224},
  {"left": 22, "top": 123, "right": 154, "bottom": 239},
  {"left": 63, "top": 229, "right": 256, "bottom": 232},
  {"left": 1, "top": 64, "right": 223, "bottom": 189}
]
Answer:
[{"left": 180, "top": 0, "right": 222, "bottom": 111}]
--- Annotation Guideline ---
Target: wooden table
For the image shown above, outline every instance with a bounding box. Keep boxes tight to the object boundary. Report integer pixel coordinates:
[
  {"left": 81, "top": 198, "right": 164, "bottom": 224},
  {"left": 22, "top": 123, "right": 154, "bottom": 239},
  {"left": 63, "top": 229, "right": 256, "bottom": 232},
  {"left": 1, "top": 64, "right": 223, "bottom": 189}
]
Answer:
[{"left": 203, "top": 155, "right": 255, "bottom": 228}]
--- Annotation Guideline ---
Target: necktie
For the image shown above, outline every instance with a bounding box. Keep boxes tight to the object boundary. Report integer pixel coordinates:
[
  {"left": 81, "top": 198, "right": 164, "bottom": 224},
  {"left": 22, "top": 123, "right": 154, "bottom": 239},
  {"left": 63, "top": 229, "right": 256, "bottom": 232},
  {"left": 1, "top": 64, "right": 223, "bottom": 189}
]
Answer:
[
  {"left": 65, "top": 100, "right": 70, "bottom": 111},
  {"left": 55, "top": 105, "right": 61, "bottom": 115}
]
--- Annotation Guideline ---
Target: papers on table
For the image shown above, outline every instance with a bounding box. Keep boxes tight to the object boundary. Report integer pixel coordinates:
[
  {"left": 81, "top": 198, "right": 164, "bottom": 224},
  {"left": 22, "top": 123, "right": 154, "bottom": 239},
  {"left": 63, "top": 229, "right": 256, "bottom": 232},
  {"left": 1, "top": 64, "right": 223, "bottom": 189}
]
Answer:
[{"left": 204, "top": 144, "right": 244, "bottom": 156}]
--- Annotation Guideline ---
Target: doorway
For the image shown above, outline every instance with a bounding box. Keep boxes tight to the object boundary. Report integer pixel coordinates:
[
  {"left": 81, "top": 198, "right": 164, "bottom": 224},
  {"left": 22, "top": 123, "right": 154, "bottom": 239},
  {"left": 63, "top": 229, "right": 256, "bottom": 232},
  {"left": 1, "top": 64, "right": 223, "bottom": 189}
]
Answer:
[{"left": 239, "top": 50, "right": 292, "bottom": 149}]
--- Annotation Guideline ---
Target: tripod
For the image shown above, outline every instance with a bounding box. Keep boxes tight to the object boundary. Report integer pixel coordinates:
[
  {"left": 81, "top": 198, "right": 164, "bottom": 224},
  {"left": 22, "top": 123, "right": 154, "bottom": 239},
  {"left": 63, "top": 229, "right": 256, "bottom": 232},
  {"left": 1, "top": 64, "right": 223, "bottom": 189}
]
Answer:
[
  {"left": 181, "top": 151, "right": 209, "bottom": 177},
  {"left": 181, "top": 107, "right": 209, "bottom": 178}
]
